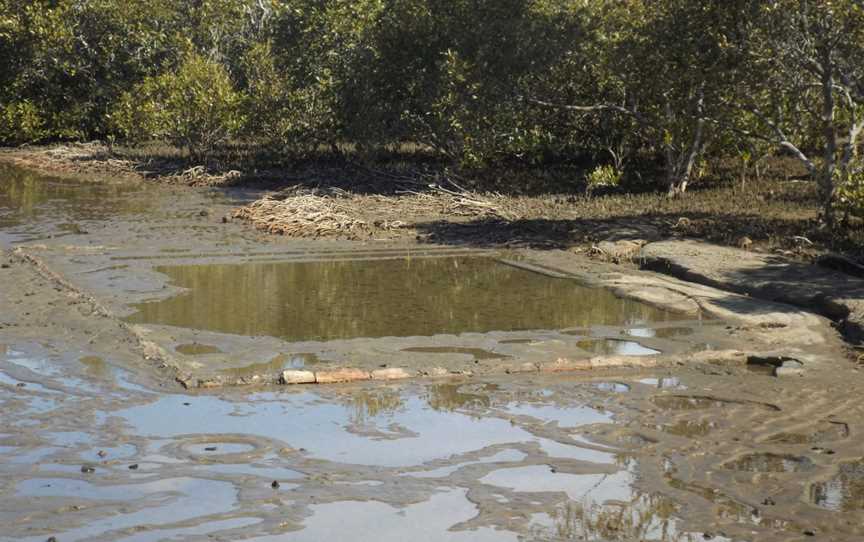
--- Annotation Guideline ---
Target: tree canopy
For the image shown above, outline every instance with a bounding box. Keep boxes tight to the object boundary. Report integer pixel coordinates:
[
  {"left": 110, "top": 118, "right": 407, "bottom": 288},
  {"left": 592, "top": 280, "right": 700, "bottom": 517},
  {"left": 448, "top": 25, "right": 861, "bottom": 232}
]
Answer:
[{"left": 1, "top": 0, "right": 863, "bottom": 220}]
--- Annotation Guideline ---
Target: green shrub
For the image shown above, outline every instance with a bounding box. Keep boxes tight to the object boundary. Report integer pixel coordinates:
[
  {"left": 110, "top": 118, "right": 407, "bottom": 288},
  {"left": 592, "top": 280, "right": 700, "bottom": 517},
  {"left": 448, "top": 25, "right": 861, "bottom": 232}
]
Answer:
[
  {"left": 836, "top": 170, "right": 864, "bottom": 220},
  {"left": 0, "top": 100, "right": 46, "bottom": 144},
  {"left": 109, "top": 53, "right": 243, "bottom": 159},
  {"left": 586, "top": 164, "right": 622, "bottom": 192}
]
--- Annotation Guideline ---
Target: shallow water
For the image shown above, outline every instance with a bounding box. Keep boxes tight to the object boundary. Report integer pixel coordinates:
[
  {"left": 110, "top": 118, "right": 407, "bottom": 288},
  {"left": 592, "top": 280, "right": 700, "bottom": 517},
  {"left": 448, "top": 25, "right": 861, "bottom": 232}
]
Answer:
[
  {"left": 4, "top": 166, "right": 864, "bottom": 541},
  {"left": 126, "top": 257, "right": 679, "bottom": 342}
]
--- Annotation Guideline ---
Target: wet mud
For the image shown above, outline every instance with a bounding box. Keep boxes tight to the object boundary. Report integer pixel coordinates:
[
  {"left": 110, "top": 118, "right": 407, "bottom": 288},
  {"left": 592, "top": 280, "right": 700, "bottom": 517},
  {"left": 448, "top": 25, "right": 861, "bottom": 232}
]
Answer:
[{"left": 2, "top": 164, "right": 864, "bottom": 541}]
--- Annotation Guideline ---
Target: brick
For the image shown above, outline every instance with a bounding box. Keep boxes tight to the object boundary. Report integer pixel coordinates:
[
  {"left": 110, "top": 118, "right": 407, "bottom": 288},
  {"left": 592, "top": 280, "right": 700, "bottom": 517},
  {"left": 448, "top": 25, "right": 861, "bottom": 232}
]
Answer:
[
  {"left": 281, "top": 370, "right": 316, "bottom": 384},
  {"left": 314, "top": 368, "right": 371, "bottom": 384}
]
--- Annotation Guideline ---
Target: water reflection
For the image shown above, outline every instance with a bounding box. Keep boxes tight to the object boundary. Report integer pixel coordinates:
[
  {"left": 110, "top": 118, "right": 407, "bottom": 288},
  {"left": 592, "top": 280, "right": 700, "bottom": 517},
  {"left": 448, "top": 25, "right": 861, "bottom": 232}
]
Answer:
[
  {"left": 127, "top": 258, "right": 680, "bottom": 342},
  {"left": 811, "top": 459, "right": 864, "bottom": 511},
  {"left": 0, "top": 164, "right": 146, "bottom": 227}
]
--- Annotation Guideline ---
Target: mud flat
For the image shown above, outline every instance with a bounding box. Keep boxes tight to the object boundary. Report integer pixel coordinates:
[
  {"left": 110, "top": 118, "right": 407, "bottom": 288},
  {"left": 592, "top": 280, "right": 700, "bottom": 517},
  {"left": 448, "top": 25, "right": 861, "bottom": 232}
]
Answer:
[
  {"left": 4, "top": 163, "right": 864, "bottom": 540},
  {"left": 0, "top": 162, "right": 851, "bottom": 389}
]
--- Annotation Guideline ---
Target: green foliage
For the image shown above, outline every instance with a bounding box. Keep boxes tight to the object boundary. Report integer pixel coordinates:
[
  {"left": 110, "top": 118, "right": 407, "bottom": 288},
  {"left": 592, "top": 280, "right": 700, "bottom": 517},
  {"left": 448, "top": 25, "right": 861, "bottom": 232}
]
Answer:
[
  {"left": 837, "top": 171, "right": 864, "bottom": 220},
  {"left": 111, "top": 53, "right": 243, "bottom": 158},
  {"left": 1, "top": 0, "right": 863, "bottom": 226},
  {"left": 586, "top": 164, "right": 622, "bottom": 192},
  {"left": 0, "top": 100, "right": 45, "bottom": 144}
]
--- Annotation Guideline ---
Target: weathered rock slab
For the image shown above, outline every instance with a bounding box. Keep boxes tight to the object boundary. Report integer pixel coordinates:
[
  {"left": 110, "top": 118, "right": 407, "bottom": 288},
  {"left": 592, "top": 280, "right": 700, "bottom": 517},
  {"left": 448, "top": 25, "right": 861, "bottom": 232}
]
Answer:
[{"left": 641, "top": 240, "right": 864, "bottom": 343}]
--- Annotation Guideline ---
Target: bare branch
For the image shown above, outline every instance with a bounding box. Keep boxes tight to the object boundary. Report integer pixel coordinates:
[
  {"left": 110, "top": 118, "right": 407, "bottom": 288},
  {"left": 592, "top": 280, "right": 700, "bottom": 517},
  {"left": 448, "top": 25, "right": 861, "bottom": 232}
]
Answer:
[
  {"left": 745, "top": 105, "right": 817, "bottom": 174},
  {"left": 524, "top": 97, "right": 650, "bottom": 128}
]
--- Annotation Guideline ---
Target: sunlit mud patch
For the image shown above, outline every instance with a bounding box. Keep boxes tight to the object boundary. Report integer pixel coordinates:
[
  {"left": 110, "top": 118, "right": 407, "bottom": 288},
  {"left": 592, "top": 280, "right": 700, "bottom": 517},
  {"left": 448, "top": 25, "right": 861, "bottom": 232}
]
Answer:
[
  {"left": 125, "top": 257, "right": 678, "bottom": 341},
  {"left": 724, "top": 453, "right": 816, "bottom": 473},
  {"left": 810, "top": 459, "right": 864, "bottom": 511}
]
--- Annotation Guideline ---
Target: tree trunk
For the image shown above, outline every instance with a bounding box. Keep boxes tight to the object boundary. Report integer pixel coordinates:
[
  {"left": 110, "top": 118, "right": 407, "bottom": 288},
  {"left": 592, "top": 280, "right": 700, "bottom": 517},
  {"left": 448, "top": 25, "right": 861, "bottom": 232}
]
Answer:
[{"left": 819, "top": 46, "right": 837, "bottom": 228}]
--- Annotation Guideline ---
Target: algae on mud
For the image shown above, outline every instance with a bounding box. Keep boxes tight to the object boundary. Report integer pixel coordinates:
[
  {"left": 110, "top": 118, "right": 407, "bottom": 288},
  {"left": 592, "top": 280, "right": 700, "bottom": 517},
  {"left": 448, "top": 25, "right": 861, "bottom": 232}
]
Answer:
[{"left": 126, "top": 257, "right": 680, "bottom": 342}]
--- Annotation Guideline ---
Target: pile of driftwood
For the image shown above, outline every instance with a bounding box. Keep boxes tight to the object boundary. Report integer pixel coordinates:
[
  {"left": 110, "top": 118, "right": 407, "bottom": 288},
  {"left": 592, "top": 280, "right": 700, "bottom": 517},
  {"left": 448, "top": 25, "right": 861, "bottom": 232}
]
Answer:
[
  {"left": 231, "top": 180, "right": 524, "bottom": 239},
  {"left": 232, "top": 187, "right": 369, "bottom": 238}
]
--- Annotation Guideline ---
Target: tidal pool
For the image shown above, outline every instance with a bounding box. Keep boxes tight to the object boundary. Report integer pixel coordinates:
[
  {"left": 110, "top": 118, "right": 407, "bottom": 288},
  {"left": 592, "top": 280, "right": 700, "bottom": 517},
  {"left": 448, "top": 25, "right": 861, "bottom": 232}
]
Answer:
[{"left": 126, "top": 257, "right": 679, "bottom": 342}]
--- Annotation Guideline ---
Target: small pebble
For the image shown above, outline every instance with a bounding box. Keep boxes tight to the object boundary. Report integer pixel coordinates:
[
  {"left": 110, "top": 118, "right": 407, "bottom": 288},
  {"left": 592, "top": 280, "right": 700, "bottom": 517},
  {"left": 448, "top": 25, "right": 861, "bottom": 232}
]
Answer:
[
  {"left": 128, "top": 464, "right": 139, "bottom": 470},
  {"left": 204, "top": 446, "right": 217, "bottom": 452},
  {"left": 46, "top": 537, "right": 57, "bottom": 542},
  {"left": 762, "top": 497, "right": 776, "bottom": 506},
  {"left": 803, "top": 530, "right": 816, "bottom": 537}
]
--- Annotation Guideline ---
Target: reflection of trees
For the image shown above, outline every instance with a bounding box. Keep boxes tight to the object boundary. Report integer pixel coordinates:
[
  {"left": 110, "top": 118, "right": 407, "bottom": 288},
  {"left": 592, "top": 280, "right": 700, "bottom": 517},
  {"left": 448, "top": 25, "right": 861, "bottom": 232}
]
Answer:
[
  {"left": 343, "top": 388, "right": 405, "bottom": 425},
  {"left": 128, "top": 257, "right": 678, "bottom": 342},
  {"left": 811, "top": 459, "right": 864, "bottom": 512},
  {"left": 525, "top": 494, "right": 690, "bottom": 542},
  {"left": 0, "top": 165, "right": 145, "bottom": 221},
  {"left": 425, "top": 384, "right": 492, "bottom": 411}
]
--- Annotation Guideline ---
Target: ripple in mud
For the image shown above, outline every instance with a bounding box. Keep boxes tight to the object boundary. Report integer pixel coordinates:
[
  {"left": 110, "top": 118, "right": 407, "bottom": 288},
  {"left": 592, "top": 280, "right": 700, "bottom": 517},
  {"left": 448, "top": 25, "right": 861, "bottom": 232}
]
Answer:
[
  {"left": 724, "top": 453, "right": 816, "bottom": 473},
  {"left": 652, "top": 395, "right": 779, "bottom": 412},
  {"left": 661, "top": 420, "right": 717, "bottom": 438},
  {"left": 766, "top": 420, "right": 850, "bottom": 444}
]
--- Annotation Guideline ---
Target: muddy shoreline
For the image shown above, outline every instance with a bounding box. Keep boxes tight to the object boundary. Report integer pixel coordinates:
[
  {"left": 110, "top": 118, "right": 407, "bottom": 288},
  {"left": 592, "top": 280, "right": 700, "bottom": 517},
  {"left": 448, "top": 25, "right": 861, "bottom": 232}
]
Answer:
[{"left": 3, "top": 159, "right": 864, "bottom": 541}]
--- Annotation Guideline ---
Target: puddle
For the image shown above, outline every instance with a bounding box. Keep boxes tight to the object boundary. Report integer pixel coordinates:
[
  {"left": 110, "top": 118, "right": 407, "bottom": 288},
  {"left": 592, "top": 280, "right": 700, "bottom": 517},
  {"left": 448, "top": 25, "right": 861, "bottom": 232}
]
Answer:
[
  {"left": 126, "top": 258, "right": 679, "bottom": 342},
  {"left": 480, "top": 465, "right": 632, "bottom": 502},
  {"left": 175, "top": 343, "right": 223, "bottom": 355},
  {"left": 577, "top": 338, "right": 661, "bottom": 356},
  {"left": 0, "top": 164, "right": 147, "bottom": 238},
  {"left": 406, "top": 449, "right": 527, "bottom": 478},
  {"left": 221, "top": 353, "right": 320, "bottom": 377},
  {"left": 638, "top": 377, "right": 685, "bottom": 389},
  {"left": 724, "top": 453, "right": 816, "bottom": 473},
  {"left": 810, "top": 459, "right": 864, "bottom": 511},
  {"left": 246, "top": 489, "right": 513, "bottom": 542},
  {"left": 118, "top": 392, "right": 559, "bottom": 467},
  {"left": 591, "top": 382, "right": 630, "bottom": 393},
  {"left": 623, "top": 327, "right": 695, "bottom": 339},
  {"left": 16, "top": 477, "right": 238, "bottom": 542},
  {"left": 401, "top": 346, "right": 508, "bottom": 360}
]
